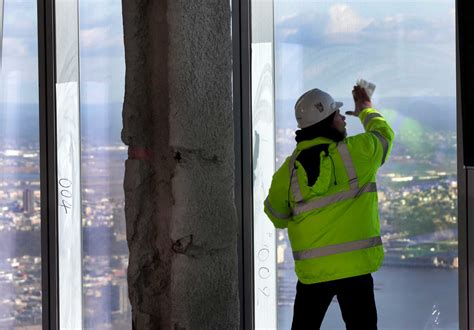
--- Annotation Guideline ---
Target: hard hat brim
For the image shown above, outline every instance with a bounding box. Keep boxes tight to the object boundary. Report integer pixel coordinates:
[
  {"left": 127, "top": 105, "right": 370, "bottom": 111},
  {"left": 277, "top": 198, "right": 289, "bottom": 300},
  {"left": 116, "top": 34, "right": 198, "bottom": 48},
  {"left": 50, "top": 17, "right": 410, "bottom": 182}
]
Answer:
[{"left": 332, "top": 101, "right": 343, "bottom": 110}]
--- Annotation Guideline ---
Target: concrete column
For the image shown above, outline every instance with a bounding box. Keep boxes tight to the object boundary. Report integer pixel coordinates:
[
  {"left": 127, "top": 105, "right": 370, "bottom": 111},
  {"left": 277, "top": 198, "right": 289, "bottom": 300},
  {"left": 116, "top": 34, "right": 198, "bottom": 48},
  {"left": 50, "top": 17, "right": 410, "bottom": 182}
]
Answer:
[{"left": 121, "top": 1, "right": 239, "bottom": 329}]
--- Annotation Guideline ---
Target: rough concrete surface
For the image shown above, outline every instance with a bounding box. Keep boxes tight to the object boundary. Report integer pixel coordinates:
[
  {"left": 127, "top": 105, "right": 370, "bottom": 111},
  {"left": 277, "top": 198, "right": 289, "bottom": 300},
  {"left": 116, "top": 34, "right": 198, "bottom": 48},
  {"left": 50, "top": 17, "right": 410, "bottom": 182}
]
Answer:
[{"left": 122, "top": 0, "right": 239, "bottom": 329}]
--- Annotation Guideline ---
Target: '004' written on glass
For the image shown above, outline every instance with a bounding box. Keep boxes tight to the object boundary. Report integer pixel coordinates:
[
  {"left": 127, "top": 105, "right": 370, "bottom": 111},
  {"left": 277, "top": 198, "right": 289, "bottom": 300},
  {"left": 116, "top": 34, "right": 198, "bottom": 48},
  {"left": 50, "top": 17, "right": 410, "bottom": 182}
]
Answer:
[{"left": 58, "top": 178, "right": 72, "bottom": 214}]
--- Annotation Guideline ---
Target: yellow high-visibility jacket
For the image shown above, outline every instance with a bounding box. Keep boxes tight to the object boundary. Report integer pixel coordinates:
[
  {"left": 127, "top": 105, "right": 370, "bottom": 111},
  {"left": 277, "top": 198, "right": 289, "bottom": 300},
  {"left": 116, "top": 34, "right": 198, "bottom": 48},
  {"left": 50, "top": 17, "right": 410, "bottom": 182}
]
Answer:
[{"left": 264, "top": 108, "right": 395, "bottom": 284}]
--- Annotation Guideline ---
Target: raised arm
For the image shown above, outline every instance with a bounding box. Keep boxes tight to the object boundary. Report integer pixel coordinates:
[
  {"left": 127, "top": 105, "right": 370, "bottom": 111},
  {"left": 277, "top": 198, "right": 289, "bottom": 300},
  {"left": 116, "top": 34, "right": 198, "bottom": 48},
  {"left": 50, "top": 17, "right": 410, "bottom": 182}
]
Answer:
[{"left": 346, "top": 85, "right": 395, "bottom": 166}]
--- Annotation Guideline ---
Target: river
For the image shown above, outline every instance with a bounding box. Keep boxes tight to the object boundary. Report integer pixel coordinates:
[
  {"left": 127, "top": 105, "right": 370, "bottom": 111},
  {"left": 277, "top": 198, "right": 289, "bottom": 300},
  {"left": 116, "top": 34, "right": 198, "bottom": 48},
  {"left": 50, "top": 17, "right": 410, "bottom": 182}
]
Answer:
[{"left": 277, "top": 266, "right": 458, "bottom": 330}]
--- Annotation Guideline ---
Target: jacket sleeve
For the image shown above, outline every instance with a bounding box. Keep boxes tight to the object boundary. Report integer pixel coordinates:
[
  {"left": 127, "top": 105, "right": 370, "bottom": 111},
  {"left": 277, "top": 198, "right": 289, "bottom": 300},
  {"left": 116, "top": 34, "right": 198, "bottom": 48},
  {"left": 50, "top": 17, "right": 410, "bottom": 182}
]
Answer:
[
  {"left": 263, "top": 161, "right": 292, "bottom": 229},
  {"left": 353, "top": 107, "right": 395, "bottom": 167}
]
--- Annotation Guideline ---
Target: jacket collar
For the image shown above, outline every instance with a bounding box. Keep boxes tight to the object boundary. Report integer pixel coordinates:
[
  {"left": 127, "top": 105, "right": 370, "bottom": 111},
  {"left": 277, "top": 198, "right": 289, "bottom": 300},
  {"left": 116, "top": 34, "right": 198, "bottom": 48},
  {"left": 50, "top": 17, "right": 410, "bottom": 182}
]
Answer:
[{"left": 296, "top": 136, "right": 335, "bottom": 152}]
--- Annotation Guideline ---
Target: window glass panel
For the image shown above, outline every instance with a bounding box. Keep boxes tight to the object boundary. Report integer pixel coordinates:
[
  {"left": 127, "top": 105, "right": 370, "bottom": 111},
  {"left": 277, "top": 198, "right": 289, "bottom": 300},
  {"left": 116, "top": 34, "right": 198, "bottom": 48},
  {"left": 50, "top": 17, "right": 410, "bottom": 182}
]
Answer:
[
  {"left": 1, "top": 0, "right": 4, "bottom": 64},
  {"left": 79, "top": 0, "right": 131, "bottom": 328},
  {"left": 0, "top": 0, "right": 42, "bottom": 327},
  {"left": 252, "top": 0, "right": 458, "bottom": 328},
  {"left": 251, "top": 1, "right": 278, "bottom": 328}
]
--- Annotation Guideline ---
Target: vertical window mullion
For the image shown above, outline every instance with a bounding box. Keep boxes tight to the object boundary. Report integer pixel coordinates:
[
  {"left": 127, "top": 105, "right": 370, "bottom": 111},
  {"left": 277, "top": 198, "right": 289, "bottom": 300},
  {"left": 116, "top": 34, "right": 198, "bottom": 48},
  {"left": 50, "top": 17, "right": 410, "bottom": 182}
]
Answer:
[
  {"left": 234, "top": 0, "right": 256, "bottom": 328},
  {"left": 457, "top": 0, "right": 473, "bottom": 327},
  {"left": 38, "top": 0, "right": 59, "bottom": 328},
  {"left": 54, "top": 0, "right": 82, "bottom": 328},
  {"left": 250, "top": 0, "right": 277, "bottom": 328},
  {"left": 39, "top": 0, "right": 82, "bottom": 328}
]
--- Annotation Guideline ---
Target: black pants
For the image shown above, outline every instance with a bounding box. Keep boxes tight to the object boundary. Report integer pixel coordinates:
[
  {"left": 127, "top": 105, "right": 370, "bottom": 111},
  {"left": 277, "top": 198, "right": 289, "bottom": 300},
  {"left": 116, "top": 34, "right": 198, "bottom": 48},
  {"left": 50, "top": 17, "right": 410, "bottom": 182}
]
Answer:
[{"left": 292, "top": 274, "right": 377, "bottom": 330}]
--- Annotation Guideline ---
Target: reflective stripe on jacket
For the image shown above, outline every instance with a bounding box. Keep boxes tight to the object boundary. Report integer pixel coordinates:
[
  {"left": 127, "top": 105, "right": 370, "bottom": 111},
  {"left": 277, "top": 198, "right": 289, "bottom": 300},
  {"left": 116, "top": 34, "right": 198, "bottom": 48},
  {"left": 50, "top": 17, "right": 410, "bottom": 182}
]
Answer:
[{"left": 264, "top": 108, "right": 395, "bottom": 284}]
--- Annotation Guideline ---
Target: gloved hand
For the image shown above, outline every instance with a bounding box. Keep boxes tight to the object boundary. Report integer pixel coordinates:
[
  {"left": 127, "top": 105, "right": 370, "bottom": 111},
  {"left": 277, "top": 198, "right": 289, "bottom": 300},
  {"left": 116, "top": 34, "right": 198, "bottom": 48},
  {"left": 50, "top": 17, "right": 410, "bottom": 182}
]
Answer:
[{"left": 345, "top": 85, "right": 373, "bottom": 117}]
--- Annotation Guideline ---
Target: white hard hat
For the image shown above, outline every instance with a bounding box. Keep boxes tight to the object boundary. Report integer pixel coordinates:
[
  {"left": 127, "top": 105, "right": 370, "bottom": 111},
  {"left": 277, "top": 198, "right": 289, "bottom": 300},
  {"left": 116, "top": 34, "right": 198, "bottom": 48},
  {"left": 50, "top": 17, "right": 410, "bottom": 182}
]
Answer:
[{"left": 294, "top": 88, "right": 343, "bottom": 128}]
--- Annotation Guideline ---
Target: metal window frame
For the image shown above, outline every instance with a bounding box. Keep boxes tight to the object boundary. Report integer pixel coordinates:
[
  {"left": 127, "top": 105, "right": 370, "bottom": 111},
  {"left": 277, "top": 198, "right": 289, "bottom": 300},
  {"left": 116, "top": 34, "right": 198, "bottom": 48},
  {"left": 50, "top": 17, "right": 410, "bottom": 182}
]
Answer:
[
  {"left": 37, "top": 0, "right": 59, "bottom": 330},
  {"left": 233, "top": 0, "right": 254, "bottom": 329},
  {"left": 38, "top": 0, "right": 59, "bottom": 328},
  {"left": 38, "top": 0, "right": 84, "bottom": 328},
  {"left": 457, "top": 0, "right": 473, "bottom": 328}
]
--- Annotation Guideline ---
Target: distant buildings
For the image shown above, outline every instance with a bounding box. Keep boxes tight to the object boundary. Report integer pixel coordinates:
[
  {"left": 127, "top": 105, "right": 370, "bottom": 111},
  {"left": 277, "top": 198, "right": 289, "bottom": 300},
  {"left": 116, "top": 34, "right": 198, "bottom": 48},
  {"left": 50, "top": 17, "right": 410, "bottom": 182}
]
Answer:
[{"left": 22, "top": 189, "right": 34, "bottom": 215}]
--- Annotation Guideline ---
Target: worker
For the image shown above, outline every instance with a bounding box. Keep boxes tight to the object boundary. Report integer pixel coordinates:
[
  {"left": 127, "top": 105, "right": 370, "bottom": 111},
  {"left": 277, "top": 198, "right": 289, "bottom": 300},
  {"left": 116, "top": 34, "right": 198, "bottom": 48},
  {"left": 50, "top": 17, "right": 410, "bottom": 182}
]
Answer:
[{"left": 264, "top": 85, "right": 394, "bottom": 329}]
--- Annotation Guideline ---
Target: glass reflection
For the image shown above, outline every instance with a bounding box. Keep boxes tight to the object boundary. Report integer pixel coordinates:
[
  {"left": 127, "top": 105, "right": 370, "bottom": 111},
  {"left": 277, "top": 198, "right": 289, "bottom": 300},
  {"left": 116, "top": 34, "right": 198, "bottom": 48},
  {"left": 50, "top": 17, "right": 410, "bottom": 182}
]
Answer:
[
  {"left": 1, "top": 0, "right": 4, "bottom": 67},
  {"left": 273, "top": 0, "right": 457, "bottom": 329},
  {"left": 0, "top": 0, "right": 41, "bottom": 328},
  {"left": 79, "top": 0, "right": 131, "bottom": 328}
]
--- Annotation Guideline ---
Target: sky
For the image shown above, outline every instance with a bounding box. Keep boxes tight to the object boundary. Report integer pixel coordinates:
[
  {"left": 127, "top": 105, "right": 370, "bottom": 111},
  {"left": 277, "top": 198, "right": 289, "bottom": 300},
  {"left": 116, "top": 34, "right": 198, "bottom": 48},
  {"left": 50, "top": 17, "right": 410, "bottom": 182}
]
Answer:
[
  {"left": 0, "top": 0, "right": 456, "bottom": 105},
  {"left": 274, "top": 0, "right": 456, "bottom": 101},
  {"left": 0, "top": 0, "right": 124, "bottom": 105}
]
